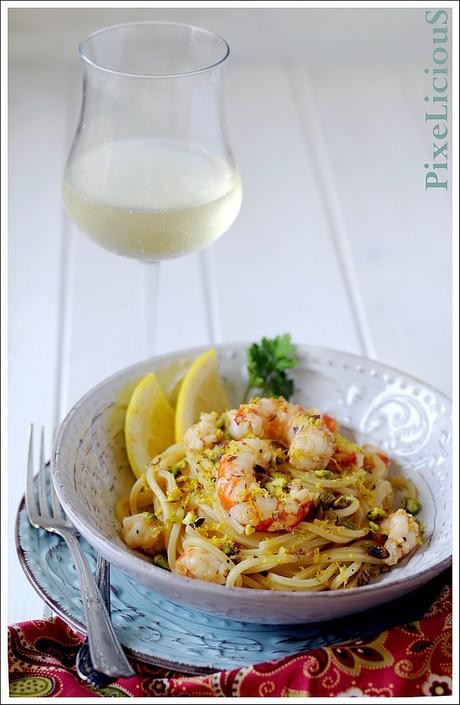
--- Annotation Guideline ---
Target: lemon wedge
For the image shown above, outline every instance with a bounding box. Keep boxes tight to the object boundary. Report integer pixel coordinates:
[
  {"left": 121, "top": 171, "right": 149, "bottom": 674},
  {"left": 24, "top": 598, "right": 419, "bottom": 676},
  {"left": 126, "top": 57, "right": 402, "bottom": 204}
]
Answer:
[
  {"left": 125, "top": 372, "right": 175, "bottom": 478},
  {"left": 175, "top": 348, "right": 230, "bottom": 442}
]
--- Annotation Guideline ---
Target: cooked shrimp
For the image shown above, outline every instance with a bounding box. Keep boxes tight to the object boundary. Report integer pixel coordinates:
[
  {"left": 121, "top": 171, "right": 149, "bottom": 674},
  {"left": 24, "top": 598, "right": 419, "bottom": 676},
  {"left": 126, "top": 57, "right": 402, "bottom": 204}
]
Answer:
[
  {"left": 225, "top": 398, "right": 334, "bottom": 472},
  {"left": 184, "top": 411, "right": 224, "bottom": 452},
  {"left": 217, "top": 437, "right": 315, "bottom": 531},
  {"left": 381, "top": 509, "right": 420, "bottom": 565},
  {"left": 174, "top": 546, "right": 230, "bottom": 584},
  {"left": 325, "top": 432, "right": 364, "bottom": 473},
  {"left": 323, "top": 414, "right": 340, "bottom": 433},
  {"left": 121, "top": 512, "right": 165, "bottom": 555}
]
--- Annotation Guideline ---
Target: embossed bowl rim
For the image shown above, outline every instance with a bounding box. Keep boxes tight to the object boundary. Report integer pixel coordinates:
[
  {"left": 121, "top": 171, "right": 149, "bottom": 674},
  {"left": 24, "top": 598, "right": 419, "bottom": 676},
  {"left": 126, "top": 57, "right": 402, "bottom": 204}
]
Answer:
[{"left": 52, "top": 342, "right": 452, "bottom": 608}]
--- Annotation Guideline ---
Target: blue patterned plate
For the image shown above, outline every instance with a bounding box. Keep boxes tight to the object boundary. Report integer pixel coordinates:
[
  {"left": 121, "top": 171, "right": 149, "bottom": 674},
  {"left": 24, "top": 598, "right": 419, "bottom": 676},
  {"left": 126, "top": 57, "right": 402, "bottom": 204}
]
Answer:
[{"left": 15, "top": 487, "right": 448, "bottom": 675}]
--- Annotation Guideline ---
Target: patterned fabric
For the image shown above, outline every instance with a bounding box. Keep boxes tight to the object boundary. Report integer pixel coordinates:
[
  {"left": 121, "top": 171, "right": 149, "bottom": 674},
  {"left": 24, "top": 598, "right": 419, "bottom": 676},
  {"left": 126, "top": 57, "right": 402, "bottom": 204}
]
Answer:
[{"left": 8, "top": 581, "right": 451, "bottom": 698}]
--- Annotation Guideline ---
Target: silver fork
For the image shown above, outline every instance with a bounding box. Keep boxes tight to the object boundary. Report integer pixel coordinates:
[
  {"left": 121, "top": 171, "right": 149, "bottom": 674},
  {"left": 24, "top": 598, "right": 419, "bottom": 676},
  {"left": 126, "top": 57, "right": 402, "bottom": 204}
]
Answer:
[
  {"left": 75, "top": 557, "right": 117, "bottom": 688},
  {"left": 26, "top": 426, "right": 134, "bottom": 679}
]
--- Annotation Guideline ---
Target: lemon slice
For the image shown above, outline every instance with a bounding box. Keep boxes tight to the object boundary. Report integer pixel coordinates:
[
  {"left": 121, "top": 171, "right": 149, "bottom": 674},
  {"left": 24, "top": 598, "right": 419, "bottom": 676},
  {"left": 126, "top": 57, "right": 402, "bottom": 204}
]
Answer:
[
  {"left": 175, "top": 348, "right": 230, "bottom": 442},
  {"left": 125, "top": 372, "right": 175, "bottom": 478}
]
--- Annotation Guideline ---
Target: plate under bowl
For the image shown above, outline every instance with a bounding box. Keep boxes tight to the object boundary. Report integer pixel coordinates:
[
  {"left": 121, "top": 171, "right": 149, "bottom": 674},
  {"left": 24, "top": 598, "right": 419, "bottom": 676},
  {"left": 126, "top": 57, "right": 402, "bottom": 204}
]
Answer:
[{"left": 51, "top": 343, "right": 452, "bottom": 624}]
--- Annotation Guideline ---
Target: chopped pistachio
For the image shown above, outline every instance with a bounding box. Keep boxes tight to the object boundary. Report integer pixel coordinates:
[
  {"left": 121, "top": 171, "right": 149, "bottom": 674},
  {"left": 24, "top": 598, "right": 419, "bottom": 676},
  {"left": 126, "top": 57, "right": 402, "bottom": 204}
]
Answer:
[
  {"left": 318, "top": 492, "right": 335, "bottom": 508},
  {"left": 205, "top": 445, "right": 224, "bottom": 461},
  {"left": 274, "top": 450, "right": 287, "bottom": 465},
  {"left": 367, "top": 545, "right": 390, "bottom": 560},
  {"left": 152, "top": 554, "right": 170, "bottom": 571},
  {"left": 145, "top": 512, "right": 156, "bottom": 521},
  {"left": 366, "top": 507, "right": 388, "bottom": 522},
  {"left": 265, "top": 476, "right": 287, "bottom": 498},
  {"left": 271, "top": 471, "right": 288, "bottom": 485},
  {"left": 266, "top": 485, "right": 286, "bottom": 500},
  {"left": 182, "top": 511, "right": 197, "bottom": 526},
  {"left": 169, "top": 459, "right": 188, "bottom": 477},
  {"left": 223, "top": 544, "right": 235, "bottom": 557},
  {"left": 245, "top": 525, "right": 256, "bottom": 536},
  {"left": 405, "top": 498, "right": 421, "bottom": 515},
  {"left": 315, "top": 470, "right": 334, "bottom": 479},
  {"left": 368, "top": 521, "right": 380, "bottom": 533}
]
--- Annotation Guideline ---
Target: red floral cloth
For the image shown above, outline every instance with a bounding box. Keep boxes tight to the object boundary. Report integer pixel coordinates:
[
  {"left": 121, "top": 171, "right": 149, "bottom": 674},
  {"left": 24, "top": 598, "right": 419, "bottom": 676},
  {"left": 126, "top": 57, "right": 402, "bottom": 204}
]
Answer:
[{"left": 8, "top": 581, "right": 452, "bottom": 698}]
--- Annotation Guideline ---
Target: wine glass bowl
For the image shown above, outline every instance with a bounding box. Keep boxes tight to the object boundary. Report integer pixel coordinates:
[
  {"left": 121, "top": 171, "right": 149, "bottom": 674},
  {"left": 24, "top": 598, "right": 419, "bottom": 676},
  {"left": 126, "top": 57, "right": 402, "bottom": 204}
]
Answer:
[{"left": 63, "top": 22, "right": 241, "bottom": 261}]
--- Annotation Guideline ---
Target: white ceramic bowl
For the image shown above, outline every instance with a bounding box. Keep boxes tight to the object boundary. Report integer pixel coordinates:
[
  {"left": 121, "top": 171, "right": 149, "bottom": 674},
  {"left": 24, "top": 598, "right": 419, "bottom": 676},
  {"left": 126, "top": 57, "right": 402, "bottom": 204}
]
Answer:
[{"left": 52, "top": 343, "right": 452, "bottom": 624}]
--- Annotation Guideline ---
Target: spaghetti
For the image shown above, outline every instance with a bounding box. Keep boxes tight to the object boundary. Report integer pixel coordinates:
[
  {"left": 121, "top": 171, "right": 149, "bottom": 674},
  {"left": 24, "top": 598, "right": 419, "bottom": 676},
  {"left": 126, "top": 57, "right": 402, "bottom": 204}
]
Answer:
[{"left": 118, "top": 397, "right": 422, "bottom": 591}]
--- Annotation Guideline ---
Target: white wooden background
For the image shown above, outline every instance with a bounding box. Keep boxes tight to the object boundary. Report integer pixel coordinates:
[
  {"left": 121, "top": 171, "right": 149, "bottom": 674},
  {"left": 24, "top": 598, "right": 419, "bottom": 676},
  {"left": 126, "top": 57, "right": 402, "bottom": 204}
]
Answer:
[{"left": 8, "top": 7, "right": 451, "bottom": 624}]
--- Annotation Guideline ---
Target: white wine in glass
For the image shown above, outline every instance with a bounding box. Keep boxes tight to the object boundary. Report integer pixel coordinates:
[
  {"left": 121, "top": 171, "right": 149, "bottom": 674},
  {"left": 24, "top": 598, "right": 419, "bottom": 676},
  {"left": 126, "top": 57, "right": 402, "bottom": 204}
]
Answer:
[
  {"left": 63, "top": 137, "right": 242, "bottom": 260},
  {"left": 63, "top": 22, "right": 241, "bottom": 351}
]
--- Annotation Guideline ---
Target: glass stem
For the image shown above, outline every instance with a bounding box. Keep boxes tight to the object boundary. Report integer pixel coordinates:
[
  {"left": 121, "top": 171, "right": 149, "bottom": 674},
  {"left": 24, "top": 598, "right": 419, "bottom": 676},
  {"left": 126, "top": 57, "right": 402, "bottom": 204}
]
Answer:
[{"left": 141, "top": 261, "right": 160, "bottom": 359}]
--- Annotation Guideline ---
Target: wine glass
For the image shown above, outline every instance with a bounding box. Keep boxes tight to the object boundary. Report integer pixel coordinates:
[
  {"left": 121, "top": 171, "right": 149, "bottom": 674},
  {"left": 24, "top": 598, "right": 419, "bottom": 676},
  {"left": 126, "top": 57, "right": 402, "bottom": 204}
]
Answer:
[{"left": 63, "top": 22, "right": 241, "bottom": 354}]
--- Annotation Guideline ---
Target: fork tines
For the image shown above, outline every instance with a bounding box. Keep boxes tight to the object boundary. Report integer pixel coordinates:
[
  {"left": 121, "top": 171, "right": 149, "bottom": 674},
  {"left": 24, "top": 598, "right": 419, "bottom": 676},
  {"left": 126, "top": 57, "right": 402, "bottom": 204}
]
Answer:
[{"left": 26, "top": 425, "right": 65, "bottom": 529}]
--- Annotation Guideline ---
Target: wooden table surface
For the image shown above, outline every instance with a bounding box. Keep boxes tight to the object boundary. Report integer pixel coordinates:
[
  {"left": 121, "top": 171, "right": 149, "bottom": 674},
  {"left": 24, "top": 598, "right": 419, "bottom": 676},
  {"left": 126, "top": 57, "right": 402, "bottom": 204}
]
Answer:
[{"left": 8, "top": 7, "right": 451, "bottom": 623}]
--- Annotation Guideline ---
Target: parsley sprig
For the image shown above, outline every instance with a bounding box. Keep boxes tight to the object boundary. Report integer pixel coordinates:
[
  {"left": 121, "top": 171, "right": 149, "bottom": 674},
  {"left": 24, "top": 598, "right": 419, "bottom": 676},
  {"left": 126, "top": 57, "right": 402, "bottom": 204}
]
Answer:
[{"left": 243, "top": 334, "right": 298, "bottom": 402}]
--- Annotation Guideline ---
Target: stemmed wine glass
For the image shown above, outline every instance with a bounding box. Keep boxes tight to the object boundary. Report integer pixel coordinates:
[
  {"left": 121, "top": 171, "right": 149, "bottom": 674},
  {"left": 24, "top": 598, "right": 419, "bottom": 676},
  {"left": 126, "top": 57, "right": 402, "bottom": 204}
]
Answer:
[{"left": 63, "top": 22, "right": 241, "bottom": 354}]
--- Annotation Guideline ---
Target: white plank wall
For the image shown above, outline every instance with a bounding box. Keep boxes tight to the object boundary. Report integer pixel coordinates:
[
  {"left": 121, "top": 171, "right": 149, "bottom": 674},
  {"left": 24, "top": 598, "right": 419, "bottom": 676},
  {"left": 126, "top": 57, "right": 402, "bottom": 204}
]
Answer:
[
  {"left": 213, "top": 65, "right": 363, "bottom": 352},
  {"left": 8, "top": 8, "right": 452, "bottom": 624},
  {"left": 291, "top": 62, "right": 451, "bottom": 391},
  {"left": 9, "top": 63, "right": 69, "bottom": 623}
]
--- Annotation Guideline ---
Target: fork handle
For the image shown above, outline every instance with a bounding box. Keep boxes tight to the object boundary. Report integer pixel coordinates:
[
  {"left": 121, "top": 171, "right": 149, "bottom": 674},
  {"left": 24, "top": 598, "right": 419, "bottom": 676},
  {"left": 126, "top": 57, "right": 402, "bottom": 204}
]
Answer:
[
  {"left": 76, "top": 558, "right": 114, "bottom": 687},
  {"left": 61, "top": 530, "right": 134, "bottom": 678}
]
